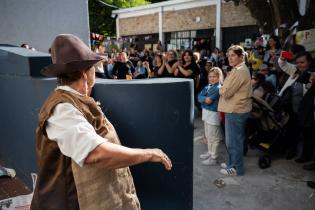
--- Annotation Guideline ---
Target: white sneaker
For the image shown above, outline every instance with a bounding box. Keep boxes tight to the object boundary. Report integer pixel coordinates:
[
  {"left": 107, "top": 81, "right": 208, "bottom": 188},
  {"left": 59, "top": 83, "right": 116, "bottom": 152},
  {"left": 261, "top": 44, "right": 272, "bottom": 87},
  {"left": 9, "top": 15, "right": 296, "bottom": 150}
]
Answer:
[
  {"left": 220, "top": 163, "right": 227, "bottom": 169},
  {"left": 219, "top": 168, "right": 237, "bottom": 176},
  {"left": 200, "top": 153, "right": 210, "bottom": 159},
  {"left": 202, "top": 158, "right": 217, "bottom": 166}
]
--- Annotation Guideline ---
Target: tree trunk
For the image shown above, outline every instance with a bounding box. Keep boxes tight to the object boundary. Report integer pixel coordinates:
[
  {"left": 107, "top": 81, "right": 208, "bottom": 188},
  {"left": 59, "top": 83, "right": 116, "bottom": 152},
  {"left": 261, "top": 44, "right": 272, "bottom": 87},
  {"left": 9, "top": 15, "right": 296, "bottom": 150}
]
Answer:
[
  {"left": 228, "top": 0, "right": 300, "bottom": 34},
  {"left": 268, "top": 0, "right": 299, "bottom": 29},
  {"left": 270, "top": 0, "right": 282, "bottom": 27},
  {"left": 243, "top": 0, "right": 273, "bottom": 33}
]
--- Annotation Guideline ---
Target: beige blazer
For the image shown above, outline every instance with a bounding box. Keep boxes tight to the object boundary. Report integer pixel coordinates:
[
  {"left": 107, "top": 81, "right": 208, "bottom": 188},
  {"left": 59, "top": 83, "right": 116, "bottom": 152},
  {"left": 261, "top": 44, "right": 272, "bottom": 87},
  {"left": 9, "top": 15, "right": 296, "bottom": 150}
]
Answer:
[{"left": 218, "top": 62, "right": 252, "bottom": 113}]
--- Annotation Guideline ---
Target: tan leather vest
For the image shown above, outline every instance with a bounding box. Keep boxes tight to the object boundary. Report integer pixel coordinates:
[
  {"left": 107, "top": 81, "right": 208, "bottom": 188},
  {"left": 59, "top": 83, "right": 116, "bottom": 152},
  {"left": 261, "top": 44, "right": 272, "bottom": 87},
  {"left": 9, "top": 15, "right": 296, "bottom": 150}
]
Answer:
[{"left": 31, "top": 89, "right": 140, "bottom": 210}]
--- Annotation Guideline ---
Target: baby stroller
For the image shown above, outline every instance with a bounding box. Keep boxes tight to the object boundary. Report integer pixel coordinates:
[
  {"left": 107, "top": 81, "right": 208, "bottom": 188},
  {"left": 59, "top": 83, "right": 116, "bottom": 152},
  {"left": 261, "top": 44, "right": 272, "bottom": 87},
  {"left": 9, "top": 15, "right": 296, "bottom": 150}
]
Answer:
[{"left": 247, "top": 95, "right": 289, "bottom": 169}]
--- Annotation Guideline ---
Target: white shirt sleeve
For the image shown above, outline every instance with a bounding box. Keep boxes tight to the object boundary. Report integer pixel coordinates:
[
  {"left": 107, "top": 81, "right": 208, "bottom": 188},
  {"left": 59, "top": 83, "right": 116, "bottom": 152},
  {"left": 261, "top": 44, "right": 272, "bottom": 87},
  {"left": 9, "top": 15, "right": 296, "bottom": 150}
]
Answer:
[
  {"left": 46, "top": 103, "right": 106, "bottom": 167},
  {"left": 278, "top": 58, "right": 297, "bottom": 77}
]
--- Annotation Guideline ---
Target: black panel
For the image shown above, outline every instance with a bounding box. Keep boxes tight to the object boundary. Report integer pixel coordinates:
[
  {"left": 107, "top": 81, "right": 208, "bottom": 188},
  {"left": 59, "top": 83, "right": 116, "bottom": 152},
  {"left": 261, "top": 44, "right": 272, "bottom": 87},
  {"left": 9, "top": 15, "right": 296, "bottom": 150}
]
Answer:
[
  {"left": 93, "top": 78, "right": 194, "bottom": 210},
  {"left": 28, "top": 56, "right": 52, "bottom": 77}
]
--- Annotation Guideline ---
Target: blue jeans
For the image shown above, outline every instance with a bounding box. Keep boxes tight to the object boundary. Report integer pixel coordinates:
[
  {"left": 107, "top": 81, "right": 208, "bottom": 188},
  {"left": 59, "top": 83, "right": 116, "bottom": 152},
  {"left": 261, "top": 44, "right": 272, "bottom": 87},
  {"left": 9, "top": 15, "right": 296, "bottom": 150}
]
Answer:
[{"left": 225, "top": 112, "right": 250, "bottom": 175}]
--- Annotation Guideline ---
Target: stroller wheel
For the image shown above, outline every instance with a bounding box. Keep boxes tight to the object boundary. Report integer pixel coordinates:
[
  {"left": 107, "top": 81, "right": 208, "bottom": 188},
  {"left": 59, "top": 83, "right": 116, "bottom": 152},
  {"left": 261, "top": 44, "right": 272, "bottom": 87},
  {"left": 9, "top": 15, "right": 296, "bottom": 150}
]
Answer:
[{"left": 258, "top": 155, "right": 271, "bottom": 169}]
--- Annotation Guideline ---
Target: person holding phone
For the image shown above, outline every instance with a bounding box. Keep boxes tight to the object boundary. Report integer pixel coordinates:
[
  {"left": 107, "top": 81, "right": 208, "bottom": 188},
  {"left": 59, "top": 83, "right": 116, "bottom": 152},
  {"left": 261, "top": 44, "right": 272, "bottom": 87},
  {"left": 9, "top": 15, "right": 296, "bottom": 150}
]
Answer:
[
  {"left": 264, "top": 36, "right": 282, "bottom": 89},
  {"left": 278, "top": 51, "right": 315, "bottom": 161},
  {"left": 264, "top": 35, "right": 282, "bottom": 70}
]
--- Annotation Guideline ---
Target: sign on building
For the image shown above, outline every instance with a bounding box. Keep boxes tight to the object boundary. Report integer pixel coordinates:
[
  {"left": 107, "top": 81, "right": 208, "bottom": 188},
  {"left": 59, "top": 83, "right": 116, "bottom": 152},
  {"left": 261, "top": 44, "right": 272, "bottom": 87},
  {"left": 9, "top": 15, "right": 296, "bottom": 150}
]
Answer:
[{"left": 296, "top": 28, "right": 315, "bottom": 52}]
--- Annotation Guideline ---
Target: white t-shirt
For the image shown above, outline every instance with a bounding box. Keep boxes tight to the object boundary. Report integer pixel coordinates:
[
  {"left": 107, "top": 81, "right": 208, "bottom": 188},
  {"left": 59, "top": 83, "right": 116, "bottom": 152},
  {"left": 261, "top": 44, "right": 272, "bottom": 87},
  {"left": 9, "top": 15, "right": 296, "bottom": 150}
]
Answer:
[
  {"left": 45, "top": 86, "right": 106, "bottom": 167},
  {"left": 202, "top": 108, "right": 220, "bottom": 126}
]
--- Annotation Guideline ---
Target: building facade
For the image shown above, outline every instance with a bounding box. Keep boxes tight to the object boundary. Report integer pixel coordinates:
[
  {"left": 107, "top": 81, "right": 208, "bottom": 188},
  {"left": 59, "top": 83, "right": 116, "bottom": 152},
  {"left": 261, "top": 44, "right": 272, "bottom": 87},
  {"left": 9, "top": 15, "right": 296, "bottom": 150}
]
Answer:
[{"left": 112, "top": 0, "right": 259, "bottom": 51}]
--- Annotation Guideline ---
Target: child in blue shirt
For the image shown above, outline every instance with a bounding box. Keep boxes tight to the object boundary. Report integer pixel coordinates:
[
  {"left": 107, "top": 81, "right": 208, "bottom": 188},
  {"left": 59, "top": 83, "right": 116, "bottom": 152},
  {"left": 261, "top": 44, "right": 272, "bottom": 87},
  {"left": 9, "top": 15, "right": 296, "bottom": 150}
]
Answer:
[{"left": 198, "top": 67, "right": 224, "bottom": 165}]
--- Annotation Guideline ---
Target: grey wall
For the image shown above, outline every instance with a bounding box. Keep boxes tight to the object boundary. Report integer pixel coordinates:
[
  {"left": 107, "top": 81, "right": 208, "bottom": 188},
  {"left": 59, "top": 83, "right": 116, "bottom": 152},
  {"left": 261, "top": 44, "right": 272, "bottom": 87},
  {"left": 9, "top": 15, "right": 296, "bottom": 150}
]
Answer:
[
  {"left": 0, "top": 0, "right": 90, "bottom": 52},
  {"left": 0, "top": 76, "right": 56, "bottom": 184},
  {"left": 0, "top": 46, "right": 54, "bottom": 186},
  {"left": 0, "top": 46, "right": 51, "bottom": 76}
]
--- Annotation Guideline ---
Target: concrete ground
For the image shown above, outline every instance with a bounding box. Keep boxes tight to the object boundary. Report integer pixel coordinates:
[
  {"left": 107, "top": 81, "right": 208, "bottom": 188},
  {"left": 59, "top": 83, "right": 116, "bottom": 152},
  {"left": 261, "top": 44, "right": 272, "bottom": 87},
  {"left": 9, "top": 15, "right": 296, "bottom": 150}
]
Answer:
[{"left": 193, "top": 116, "right": 315, "bottom": 210}]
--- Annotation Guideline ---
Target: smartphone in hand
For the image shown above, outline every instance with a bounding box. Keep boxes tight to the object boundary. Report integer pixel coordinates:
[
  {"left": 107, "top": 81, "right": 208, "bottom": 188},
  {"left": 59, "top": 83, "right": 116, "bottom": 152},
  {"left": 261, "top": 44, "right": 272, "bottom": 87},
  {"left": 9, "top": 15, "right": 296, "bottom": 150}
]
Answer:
[{"left": 280, "top": 51, "right": 293, "bottom": 61}]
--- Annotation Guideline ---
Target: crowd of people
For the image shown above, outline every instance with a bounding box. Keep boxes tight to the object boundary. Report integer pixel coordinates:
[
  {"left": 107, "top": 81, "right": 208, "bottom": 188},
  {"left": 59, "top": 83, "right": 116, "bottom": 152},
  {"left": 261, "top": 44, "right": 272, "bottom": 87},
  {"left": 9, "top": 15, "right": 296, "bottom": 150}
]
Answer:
[
  {"left": 92, "top": 35, "right": 315, "bottom": 188},
  {"left": 28, "top": 32, "right": 314, "bottom": 210}
]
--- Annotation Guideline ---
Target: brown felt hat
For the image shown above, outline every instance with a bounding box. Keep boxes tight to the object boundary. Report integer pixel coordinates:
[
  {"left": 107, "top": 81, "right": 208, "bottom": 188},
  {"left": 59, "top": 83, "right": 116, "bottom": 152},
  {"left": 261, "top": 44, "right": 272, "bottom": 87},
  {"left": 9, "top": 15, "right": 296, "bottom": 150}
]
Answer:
[{"left": 41, "top": 34, "right": 101, "bottom": 77}]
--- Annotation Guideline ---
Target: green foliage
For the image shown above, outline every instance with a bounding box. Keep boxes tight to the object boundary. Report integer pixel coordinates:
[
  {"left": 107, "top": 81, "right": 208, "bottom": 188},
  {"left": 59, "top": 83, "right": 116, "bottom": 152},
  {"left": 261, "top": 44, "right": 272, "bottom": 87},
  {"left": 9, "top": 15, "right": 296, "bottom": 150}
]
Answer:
[{"left": 89, "top": 0, "right": 150, "bottom": 36}]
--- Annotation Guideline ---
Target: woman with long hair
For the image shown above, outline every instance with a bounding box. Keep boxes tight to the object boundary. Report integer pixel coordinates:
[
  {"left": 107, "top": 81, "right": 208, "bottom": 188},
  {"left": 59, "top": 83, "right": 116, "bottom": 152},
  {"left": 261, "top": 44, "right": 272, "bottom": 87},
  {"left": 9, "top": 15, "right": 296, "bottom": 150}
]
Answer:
[
  {"left": 264, "top": 35, "right": 283, "bottom": 89},
  {"left": 174, "top": 50, "right": 201, "bottom": 90},
  {"left": 264, "top": 35, "right": 282, "bottom": 69},
  {"left": 218, "top": 45, "right": 252, "bottom": 176},
  {"left": 152, "top": 53, "right": 165, "bottom": 78}
]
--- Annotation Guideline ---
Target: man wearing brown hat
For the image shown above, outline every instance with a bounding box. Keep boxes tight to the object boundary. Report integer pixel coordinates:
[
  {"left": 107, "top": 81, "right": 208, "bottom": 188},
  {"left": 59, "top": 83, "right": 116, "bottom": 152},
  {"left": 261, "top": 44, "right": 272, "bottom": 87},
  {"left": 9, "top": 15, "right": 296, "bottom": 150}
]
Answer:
[{"left": 30, "top": 34, "right": 172, "bottom": 210}]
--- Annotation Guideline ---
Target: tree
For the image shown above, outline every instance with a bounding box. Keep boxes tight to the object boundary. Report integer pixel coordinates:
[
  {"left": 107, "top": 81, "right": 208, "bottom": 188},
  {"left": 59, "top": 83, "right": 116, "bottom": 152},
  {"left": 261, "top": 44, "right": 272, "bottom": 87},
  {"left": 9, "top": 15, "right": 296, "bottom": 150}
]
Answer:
[
  {"left": 89, "top": 0, "right": 150, "bottom": 36},
  {"left": 226, "top": 0, "right": 315, "bottom": 34}
]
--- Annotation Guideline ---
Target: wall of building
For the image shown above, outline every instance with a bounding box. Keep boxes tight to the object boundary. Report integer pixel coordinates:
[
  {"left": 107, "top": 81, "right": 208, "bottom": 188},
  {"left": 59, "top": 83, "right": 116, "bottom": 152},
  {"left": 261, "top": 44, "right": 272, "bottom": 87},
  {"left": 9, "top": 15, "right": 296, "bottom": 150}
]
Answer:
[
  {"left": 163, "top": 6, "right": 216, "bottom": 32},
  {"left": 0, "top": 0, "right": 90, "bottom": 53},
  {"left": 118, "top": 1, "right": 257, "bottom": 37},
  {"left": 119, "top": 13, "right": 159, "bottom": 36}
]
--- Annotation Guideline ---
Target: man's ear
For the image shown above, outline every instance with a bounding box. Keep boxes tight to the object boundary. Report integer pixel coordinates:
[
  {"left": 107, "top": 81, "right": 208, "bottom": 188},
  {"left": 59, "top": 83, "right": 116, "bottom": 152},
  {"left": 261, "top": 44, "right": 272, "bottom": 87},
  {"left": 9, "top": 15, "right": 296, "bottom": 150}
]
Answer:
[{"left": 81, "top": 71, "right": 88, "bottom": 80}]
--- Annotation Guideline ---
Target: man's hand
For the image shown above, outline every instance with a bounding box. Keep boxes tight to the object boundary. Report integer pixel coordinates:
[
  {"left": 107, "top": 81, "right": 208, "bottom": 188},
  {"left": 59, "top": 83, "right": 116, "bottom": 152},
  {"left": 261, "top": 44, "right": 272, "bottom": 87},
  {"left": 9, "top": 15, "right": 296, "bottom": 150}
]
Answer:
[
  {"left": 146, "top": 149, "right": 172, "bottom": 171},
  {"left": 85, "top": 142, "right": 172, "bottom": 171}
]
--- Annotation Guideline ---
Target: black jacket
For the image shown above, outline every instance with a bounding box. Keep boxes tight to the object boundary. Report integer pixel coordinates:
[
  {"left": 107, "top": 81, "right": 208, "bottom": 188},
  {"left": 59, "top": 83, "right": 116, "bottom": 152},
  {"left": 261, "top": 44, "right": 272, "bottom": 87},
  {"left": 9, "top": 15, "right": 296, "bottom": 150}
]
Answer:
[{"left": 298, "top": 83, "right": 315, "bottom": 128}]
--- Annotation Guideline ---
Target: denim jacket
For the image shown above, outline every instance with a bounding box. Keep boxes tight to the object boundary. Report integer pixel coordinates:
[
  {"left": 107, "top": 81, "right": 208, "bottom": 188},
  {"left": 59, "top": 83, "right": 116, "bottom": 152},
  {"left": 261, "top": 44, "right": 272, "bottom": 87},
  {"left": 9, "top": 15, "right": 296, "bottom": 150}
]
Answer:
[{"left": 198, "top": 83, "right": 221, "bottom": 112}]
